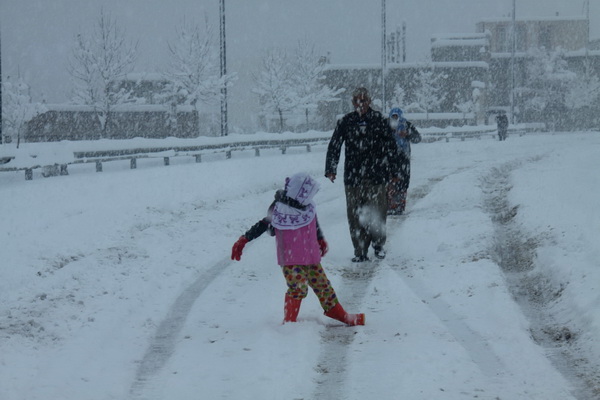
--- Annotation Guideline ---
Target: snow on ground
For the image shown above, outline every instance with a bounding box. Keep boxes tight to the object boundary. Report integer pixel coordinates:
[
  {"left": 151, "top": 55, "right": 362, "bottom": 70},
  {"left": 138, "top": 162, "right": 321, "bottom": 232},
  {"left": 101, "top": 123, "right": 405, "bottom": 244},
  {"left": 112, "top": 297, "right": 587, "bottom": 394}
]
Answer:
[{"left": 1, "top": 131, "right": 599, "bottom": 399}]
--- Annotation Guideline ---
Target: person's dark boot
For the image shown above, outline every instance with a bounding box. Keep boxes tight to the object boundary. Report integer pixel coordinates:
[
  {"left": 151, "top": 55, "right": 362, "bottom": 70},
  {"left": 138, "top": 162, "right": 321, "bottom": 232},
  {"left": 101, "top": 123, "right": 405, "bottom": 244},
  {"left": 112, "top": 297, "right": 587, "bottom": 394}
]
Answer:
[{"left": 373, "top": 247, "right": 386, "bottom": 260}]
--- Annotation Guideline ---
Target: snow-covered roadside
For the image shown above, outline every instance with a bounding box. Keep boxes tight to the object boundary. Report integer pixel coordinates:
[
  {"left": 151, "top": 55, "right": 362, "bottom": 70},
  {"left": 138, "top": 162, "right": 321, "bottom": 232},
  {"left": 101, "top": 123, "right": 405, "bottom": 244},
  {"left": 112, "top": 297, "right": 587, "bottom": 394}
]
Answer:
[
  {"left": 1, "top": 131, "right": 599, "bottom": 399},
  {"left": 507, "top": 136, "right": 600, "bottom": 397}
]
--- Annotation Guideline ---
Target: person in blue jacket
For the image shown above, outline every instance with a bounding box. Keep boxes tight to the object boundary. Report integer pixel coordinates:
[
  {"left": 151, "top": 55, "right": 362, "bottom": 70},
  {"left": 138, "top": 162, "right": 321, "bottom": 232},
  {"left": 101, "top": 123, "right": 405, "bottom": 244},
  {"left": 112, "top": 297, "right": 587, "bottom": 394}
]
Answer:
[{"left": 387, "top": 108, "right": 421, "bottom": 215}]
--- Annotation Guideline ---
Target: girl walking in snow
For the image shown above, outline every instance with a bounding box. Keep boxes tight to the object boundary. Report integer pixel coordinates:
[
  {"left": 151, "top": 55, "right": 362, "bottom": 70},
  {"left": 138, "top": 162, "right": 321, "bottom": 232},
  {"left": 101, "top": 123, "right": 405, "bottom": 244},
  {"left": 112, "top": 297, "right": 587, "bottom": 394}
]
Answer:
[{"left": 231, "top": 172, "right": 365, "bottom": 326}]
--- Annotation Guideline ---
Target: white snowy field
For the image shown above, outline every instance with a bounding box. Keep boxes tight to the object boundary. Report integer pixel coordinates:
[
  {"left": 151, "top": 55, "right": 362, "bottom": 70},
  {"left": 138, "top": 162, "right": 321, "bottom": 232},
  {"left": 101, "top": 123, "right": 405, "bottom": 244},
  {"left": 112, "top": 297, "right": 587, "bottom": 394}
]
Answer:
[{"left": 1, "top": 130, "right": 599, "bottom": 400}]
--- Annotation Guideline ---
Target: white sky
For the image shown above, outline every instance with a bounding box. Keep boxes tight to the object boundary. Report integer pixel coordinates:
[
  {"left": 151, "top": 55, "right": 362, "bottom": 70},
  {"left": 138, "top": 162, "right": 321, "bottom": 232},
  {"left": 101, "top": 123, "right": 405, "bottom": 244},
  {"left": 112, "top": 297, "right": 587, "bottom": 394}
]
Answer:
[{"left": 1, "top": 0, "right": 597, "bottom": 128}]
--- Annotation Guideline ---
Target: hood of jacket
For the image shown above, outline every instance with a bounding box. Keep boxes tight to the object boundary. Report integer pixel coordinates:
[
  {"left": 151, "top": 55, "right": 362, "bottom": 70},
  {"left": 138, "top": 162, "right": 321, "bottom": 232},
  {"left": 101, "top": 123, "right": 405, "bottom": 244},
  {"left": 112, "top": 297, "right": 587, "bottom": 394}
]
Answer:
[
  {"left": 271, "top": 172, "right": 319, "bottom": 230},
  {"left": 284, "top": 172, "right": 319, "bottom": 206},
  {"left": 389, "top": 107, "right": 403, "bottom": 118}
]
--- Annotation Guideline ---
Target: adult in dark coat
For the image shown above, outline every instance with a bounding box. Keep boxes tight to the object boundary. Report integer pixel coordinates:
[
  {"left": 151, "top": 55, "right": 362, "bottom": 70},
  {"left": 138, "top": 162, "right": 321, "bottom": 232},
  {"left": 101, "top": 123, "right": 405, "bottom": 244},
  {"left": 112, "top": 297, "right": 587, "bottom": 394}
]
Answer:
[
  {"left": 325, "top": 87, "right": 402, "bottom": 262},
  {"left": 496, "top": 112, "right": 509, "bottom": 141}
]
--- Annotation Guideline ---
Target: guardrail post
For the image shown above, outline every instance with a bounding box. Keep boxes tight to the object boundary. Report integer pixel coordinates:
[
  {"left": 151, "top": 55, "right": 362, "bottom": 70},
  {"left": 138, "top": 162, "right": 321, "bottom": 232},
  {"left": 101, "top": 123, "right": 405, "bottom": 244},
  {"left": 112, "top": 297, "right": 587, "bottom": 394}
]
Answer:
[
  {"left": 281, "top": 146, "right": 287, "bottom": 154},
  {"left": 164, "top": 157, "right": 170, "bottom": 166},
  {"left": 255, "top": 148, "right": 260, "bottom": 157},
  {"left": 130, "top": 158, "right": 137, "bottom": 169},
  {"left": 25, "top": 168, "right": 33, "bottom": 181},
  {"left": 306, "top": 144, "right": 311, "bottom": 152},
  {"left": 226, "top": 150, "right": 232, "bottom": 159},
  {"left": 96, "top": 161, "right": 103, "bottom": 172},
  {"left": 195, "top": 154, "right": 202, "bottom": 163}
]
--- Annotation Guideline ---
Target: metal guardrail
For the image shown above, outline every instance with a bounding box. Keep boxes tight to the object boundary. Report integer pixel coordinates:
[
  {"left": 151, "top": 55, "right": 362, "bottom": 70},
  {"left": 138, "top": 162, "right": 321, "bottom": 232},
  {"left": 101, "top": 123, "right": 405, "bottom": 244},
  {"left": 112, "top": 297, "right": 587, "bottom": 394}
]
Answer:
[
  {"left": 1, "top": 136, "right": 331, "bottom": 181},
  {"left": 71, "top": 137, "right": 328, "bottom": 159},
  {"left": 422, "top": 124, "right": 545, "bottom": 142},
  {"left": 0, "top": 124, "right": 546, "bottom": 181}
]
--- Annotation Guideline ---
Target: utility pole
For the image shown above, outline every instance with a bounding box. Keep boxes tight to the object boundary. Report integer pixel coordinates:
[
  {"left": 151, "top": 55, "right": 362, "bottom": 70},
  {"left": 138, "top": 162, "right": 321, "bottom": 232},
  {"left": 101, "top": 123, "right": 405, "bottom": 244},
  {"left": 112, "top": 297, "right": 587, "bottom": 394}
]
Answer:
[
  {"left": 585, "top": 0, "right": 590, "bottom": 62},
  {"left": 381, "top": 0, "right": 387, "bottom": 114},
  {"left": 1, "top": 28, "right": 3, "bottom": 145},
  {"left": 219, "top": 0, "right": 228, "bottom": 136},
  {"left": 510, "top": 0, "right": 516, "bottom": 124},
  {"left": 388, "top": 25, "right": 402, "bottom": 63},
  {"left": 402, "top": 21, "right": 406, "bottom": 63}
]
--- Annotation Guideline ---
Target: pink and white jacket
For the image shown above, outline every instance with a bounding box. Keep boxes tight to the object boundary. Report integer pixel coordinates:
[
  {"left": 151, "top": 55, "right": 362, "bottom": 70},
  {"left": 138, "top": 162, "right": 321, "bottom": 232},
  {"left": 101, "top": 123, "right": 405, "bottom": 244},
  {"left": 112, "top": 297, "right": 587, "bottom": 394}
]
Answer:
[{"left": 240, "top": 173, "right": 324, "bottom": 266}]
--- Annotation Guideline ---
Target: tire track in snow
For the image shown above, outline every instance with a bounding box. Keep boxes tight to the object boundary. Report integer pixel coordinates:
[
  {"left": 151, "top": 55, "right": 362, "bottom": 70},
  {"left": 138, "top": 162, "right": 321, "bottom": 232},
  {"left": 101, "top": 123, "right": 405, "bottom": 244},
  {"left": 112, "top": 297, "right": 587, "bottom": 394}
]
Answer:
[
  {"left": 129, "top": 257, "right": 232, "bottom": 399},
  {"left": 482, "top": 160, "right": 600, "bottom": 400},
  {"left": 308, "top": 178, "right": 383, "bottom": 399},
  {"left": 386, "top": 261, "right": 506, "bottom": 378},
  {"left": 384, "top": 168, "right": 507, "bottom": 378},
  {"left": 310, "top": 170, "right": 466, "bottom": 399},
  {"left": 130, "top": 170, "right": 332, "bottom": 399},
  {"left": 311, "top": 263, "right": 381, "bottom": 400}
]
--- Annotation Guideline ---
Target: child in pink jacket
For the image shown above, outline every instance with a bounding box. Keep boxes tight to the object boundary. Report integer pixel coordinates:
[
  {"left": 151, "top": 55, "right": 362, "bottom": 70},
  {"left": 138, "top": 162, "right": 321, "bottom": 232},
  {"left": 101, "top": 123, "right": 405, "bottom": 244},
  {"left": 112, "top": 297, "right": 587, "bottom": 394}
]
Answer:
[{"left": 231, "top": 172, "right": 365, "bottom": 326}]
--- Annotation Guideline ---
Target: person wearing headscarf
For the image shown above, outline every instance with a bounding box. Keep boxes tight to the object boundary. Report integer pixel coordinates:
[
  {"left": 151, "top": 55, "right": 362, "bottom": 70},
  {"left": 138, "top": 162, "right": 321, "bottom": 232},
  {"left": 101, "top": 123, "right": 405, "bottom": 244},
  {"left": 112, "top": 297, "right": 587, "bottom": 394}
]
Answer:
[{"left": 387, "top": 107, "right": 421, "bottom": 215}]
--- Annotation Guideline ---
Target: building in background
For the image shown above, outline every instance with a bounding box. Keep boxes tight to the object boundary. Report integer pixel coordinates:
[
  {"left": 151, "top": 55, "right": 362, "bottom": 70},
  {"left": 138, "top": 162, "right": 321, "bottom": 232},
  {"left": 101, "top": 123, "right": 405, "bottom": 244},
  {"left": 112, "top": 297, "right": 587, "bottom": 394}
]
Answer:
[
  {"left": 20, "top": 16, "right": 600, "bottom": 140},
  {"left": 24, "top": 73, "right": 220, "bottom": 142},
  {"left": 477, "top": 16, "right": 588, "bottom": 53},
  {"left": 322, "top": 14, "right": 599, "bottom": 129}
]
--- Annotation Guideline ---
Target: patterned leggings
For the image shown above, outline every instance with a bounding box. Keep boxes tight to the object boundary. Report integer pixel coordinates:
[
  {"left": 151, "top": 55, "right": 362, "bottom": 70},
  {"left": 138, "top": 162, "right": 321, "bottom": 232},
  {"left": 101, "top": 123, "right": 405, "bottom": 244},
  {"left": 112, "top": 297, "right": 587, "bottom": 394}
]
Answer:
[{"left": 281, "top": 264, "right": 339, "bottom": 312}]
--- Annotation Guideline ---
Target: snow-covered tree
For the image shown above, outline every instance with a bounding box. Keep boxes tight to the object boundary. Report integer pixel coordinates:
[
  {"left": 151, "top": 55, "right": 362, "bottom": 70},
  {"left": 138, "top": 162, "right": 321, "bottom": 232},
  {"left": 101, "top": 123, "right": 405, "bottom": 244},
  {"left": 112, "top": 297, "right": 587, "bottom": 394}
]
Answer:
[
  {"left": 1, "top": 77, "right": 46, "bottom": 147},
  {"left": 520, "top": 48, "right": 576, "bottom": 128},
  {"left": 564, "top": 61, "right": 600, "bottom": 128},
  {"left": 253, "top": 48, "right": 297, "bottom": 133},
  {"left": 68, "top": 9, "right": 138, "bottom": 137},
  {"left": 388, "top": 83, "right": 406, "bottom": 111},
  {"left": 163, "top": 18, "right": 233, "bottom": 136},
  {"left": 455, "top": 84, "right": 484, "bottom": 123},
  {"left": 413, "top": 67, "right": 446, "bottom": 119},
  {"left": 455, "top": 96, "right": 474, "bottom": 119},
  {"left": 565, "top": 72, "right": 600, "bottom": 110},
  {"left": 290, "top": 39, "right": 343, "bottom": 129}
]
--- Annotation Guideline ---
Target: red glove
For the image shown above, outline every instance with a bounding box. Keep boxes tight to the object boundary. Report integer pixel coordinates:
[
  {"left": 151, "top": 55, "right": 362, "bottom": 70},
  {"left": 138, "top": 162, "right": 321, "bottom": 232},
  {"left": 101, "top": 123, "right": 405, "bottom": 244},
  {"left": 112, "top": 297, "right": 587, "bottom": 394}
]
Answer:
[
  {"left": 318, "top": 239, "right": 329, "bottom": 257},
  {"left": 231, "top": 236, "right": 249, "bottom": 261}
]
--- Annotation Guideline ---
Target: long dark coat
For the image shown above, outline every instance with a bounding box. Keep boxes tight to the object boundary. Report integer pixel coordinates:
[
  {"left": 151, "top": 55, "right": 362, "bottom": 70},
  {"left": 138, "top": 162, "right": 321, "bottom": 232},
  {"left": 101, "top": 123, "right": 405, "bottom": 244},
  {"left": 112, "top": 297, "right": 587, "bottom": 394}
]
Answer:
[{"left": 325, "top": 108, "right": 402, "bottom": 186}]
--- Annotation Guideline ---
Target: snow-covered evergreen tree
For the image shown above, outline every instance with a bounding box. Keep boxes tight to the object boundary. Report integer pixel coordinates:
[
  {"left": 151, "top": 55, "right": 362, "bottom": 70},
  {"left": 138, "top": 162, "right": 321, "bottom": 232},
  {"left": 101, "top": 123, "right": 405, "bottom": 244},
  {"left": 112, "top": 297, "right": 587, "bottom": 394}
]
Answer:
[
  {"left": 413, "top": 67, "right": 446, "bottom": 119},
  {"left": 253, "top": 48, "right": 296, "bottom": 133},
  {"left": 68, "top": 9, "right": 138, "bottom": 138},
  {"left": 290, "top": 39, "right": 343, "bottom": 130},
  {"left": 388, "top": 83, "right": 406, "bottom": 111},
  {"left": 455, "top": 96, "right": 474, "bottom": 119},
  {"left": 1, "top": 77, "right": 46, "bottom": 147}
]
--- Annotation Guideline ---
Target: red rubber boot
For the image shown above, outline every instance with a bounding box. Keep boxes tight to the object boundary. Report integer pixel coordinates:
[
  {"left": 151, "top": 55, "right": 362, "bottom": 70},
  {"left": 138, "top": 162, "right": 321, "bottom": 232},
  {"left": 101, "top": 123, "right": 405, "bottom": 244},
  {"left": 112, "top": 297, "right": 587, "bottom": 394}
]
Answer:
[
  {"left": 283, "top": 295, "right": 302, "bottom": 323},
  {"left": 324, "top": 303, "right": 365, "bottom": 326}
]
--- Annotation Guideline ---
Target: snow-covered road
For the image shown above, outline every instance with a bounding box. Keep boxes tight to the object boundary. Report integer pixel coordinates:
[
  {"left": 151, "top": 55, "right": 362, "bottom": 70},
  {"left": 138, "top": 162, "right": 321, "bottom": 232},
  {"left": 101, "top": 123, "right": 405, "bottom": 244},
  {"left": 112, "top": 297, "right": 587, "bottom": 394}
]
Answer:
[{"left": 1, "top": 131, "right": 599, "bottom": 399}]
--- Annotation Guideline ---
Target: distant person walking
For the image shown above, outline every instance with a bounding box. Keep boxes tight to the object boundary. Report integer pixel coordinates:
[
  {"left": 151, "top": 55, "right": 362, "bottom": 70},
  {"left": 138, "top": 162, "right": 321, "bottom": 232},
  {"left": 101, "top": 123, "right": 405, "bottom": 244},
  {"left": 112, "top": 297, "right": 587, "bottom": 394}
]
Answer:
[
  {"left": 231, "top": 172, "right": 365, "bottom": 326},
  {"left": 325, "top": 87, "right": 402, "bottom": 262},
  {"left": 387, "top": 107, "right": 421, "bottom": 215},
  {"left": 496, "top": 112, "right": 509, "bottom": 141}
]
